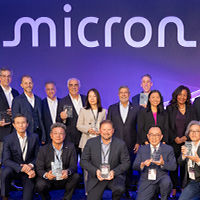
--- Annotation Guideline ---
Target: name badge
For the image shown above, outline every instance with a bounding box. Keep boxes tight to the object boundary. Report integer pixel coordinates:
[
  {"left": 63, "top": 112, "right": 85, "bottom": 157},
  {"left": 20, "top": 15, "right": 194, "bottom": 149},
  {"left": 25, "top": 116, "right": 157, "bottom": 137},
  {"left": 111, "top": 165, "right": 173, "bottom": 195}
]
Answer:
[{"left": 148, "top": 169, "right": 156, "bottom": 180}]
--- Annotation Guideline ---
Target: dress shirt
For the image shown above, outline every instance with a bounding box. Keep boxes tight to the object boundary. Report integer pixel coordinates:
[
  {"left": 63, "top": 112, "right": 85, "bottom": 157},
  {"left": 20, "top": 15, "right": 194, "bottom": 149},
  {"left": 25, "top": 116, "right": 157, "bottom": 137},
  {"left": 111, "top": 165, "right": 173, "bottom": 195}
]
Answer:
[
  {"left": 24, "top": 93, "right": 35, "bottom": 108},
  {"left": 1, "top": 85, "right": 13, "bottom": 108},
  {"left": 150, "top": 143, "right": 160, "bottom": 154},
  {"left": 47, "top": 97, "right": 58, "bottom": 123},
  {"left": 16, "top": 132, "right": 28, "bottom": 161},
  {"left": 119, "top": 102, "right": 129, "bottom": 123},
  {"left": 69, "top": 94, "right": 83, "bottom": 115},
  {"left": 101, "top": 138, "right": 112, "bottom": 164},
  {"left": 52, "top": 143, "right": 63, "bottom": 163}
]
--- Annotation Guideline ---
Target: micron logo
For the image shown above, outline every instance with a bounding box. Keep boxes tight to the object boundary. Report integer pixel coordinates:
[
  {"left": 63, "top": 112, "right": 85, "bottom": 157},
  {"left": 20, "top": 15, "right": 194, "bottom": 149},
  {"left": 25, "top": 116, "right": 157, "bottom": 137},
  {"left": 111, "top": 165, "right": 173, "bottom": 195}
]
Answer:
[{"left": 2, "top": 4, "right": 197, "bottom": 48}]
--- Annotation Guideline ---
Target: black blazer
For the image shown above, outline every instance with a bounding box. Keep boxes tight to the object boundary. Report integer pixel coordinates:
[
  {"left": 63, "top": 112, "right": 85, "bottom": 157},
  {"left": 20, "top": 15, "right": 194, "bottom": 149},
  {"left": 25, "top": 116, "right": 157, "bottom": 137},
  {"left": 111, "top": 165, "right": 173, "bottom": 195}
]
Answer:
[
  {"left": 193, "top": 97, "right": 200, "bottom": 121},
  {"left": 137, "top": 108, "right": 168, "bottom": 144},
  {"left": 56, "top": 94, "right": 86, "bottom": 145},
  {"left": 107, "top": 102, "right": 139, "bottom": 151},
  {"left": 2, "top": 131, "right": 39, "bottom": 173},
  {"left": 80, "top": 136, "right": 130, "bottom": 192},
  {"left": 42, "top": 97, "right": 60, "bottom": 143},
  {"left": 12, "top": 93, "right": 46, "bottom": 142},
  {"left": 166, "top": 104, "right": 196, "bottom": 144},
  {"left": 0, "top": 86, "right": 19, "bottom": 141},
  {"left": 35, "top": 142, "right": 77, "bottom": 178},
  {"left": 132, "top": 93, "right": 140, "bottom": 106},
  {"left": 178, "top": 146, "right": 200, "bottom": 188}
]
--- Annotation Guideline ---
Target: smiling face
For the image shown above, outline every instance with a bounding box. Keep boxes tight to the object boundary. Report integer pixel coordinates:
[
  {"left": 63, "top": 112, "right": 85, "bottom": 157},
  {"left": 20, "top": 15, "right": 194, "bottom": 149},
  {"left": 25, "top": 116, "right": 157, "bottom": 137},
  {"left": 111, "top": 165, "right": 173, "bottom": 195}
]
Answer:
[
  {"left": 21, "top": 76, "right": 33, "bottom": 94},
  {"left": 100, "top": 122, "right": 114, "bottom": 142},
  {"left": 177, "top": 89, "right": 187, "bottom": 105},
  {"left": 0, "top": 70, "right": 12, "bottom": 88},
  {"left": 45, "top": 83, "right": 56, "bottom": 100},
  {"left": 50, "top": 127, "right": 66, "bottom": 145},
  {"left": 68, "top": 79, "right": 80, "bottom": 97},
  {"left": 188, "top": 124, "right": 200, "bottom": 142},
  {"left": 149, "top": 92, "right": 161, "bottom": 108},
  {"left": 118, "top": 87, "right": 130, "bottom": 104},
  {"left": 147, "top": 127, "right": 163, "bottom": 147},
  {"left": 141, "top": 76, "right": 152, "bottom": 93}
]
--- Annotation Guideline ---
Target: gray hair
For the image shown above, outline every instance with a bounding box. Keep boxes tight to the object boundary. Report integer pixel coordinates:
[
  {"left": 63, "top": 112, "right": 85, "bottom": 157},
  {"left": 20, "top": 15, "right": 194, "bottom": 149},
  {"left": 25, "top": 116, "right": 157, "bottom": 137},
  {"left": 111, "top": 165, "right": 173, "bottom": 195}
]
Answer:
[
  {"left": 67, "top": 78, "right": 81, "bottom": 88},
  {"left": 50, "top": 122, "right": 66, "bottom": 134},
  {"left": 0, "top": 67, "right": 13, "bottom": 76},
  {"left": 185, "top": 120, "right": 200, "bottom": 136},
  {"left": 118, "top": 85, "right": 130, "bottom": 93}
]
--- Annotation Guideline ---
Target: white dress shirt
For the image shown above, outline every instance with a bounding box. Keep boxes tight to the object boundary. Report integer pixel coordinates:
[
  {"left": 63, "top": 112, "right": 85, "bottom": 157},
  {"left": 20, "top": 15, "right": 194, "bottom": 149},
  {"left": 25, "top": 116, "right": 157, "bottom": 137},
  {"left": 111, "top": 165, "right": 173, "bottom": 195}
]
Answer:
[
  {"left": 1, "top": 85, "right": 13, "bottom": 108},
  {"left": 24, "top": 93, "right": 35, "bottom": 108},
  {"left": 47, "top": 97, "right": 58, "bottom": 123},
  {"left": 17, "top": 132, "right": 28, "bottom": 161},
  {"left": 69, "top": 94, "right": 83, "bottom": 115},
  {"left": 119, "top": 102, "right": 129, "bottom": 123}
]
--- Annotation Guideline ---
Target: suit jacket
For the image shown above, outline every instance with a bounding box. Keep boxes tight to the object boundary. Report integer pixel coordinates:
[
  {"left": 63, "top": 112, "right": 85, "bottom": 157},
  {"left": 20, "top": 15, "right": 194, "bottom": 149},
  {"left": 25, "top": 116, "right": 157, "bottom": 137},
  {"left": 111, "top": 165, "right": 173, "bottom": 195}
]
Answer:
[
  {"left": 107, "top": 102, "right": 139, "bottom": 151},
  {"left": 77, "top": 108, "right": 106, "bottom": 149},
  {"left": 137, "top": 108, "right": 168, "bottom": 144},
  {"left": 193, "top": 97, "right": 200, "bottom": 121},
  {"left": 0, "top": 86, "right": 19, "bottom": 141},
  {"left": 35, "top": 142, "right": 77, "bottom": 178},
  {"left": 12, "top": 93, "right": 46, "bottom": 142},
  {"left": 133, "top": 143, "right": 176, "bottom": 187},
  {"left": 166, "top": 104, "right": 196, "bottom": 144},
  {"left": 42, "top": 97, "right": 60, "bottom": 143},
  {"left": 80, "top": 136, "right": 130, "bottom": 192},
  {"left": 56, "top": 94, "right": 86, "bottom": 146},
  {"left": 178, "top": 145, "right": 200, "bottom": 188},
  {"left": 2, "top": 131, "right": 39, "bottom": 173},
  {"left": 132, "top": 93, "right": 140, "bottom": 106}
]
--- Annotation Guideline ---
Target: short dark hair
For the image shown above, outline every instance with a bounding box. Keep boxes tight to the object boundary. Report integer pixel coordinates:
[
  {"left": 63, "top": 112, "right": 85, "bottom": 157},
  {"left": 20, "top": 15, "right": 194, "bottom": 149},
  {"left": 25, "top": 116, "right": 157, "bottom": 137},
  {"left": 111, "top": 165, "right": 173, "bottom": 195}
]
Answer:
[
  {"left": 141, "top": 74, "right": 152, "bottom": 81},
  {"left": 118, "top": 86, "right": 130, "bottom": 93},
  {"left": 148, "top": 125, "right": 162, "bottom": 134},
  {"left": 45, "top": 81, "right": 56, "bottom": 87},
  {"left": 85, "top": 88, "right": 103, "bottom": 112},
  {"left": 100, "top": 120, "right": 114, "bottom": 129},
  {"left": 21, "top": 75, "right": 32, "bottom": 83},
  {"left": 13, "top": 113, "right": 28, "bottom": 123},
  {"left": 0, "top": 67, "right": 13, "bottom": 76},
  {"left": 50, "top": 122, "right": 66, "bottom": 133}
]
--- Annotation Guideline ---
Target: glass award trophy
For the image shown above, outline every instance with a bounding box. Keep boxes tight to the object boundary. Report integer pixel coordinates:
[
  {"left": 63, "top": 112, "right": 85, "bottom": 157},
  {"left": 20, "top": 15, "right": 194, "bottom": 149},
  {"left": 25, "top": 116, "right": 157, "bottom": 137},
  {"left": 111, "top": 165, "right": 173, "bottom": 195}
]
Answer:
[
  {"left": 151, "top": 149, "right": 161, "bottom": 162},
  {"left": 100, "top": 163, "right": 110, "bottom": 179},
  {"left": 185, "top": 141, "right": 193, "bottom": 156},
  {"left": 0, "top": 111, "right": 11, "bottom": 123},
  {"left": 51, "top": 161, "right": 63, "bottom": 180},
  {"left": 139, "top": 93, "right": 148, "bottom": 106},
  {"left": 63, "top": 105, "right": 73, "bottom": 118}
]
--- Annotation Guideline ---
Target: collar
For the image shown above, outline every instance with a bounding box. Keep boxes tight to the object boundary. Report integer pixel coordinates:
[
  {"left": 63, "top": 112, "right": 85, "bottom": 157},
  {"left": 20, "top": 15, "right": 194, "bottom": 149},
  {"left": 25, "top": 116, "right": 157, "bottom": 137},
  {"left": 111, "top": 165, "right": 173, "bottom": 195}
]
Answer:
[
  {"left": 16, "top": 131, "right": 27, "bottom": 140},
  {"left": 52, "top": 143, "right": 63, "bottom": 152},
  {"left": 150, "top": 143, "right": 160, "bottom": 150},
  {"left": 101, "top": 137, "right": 112, "bottom": 145},
  {"left": 47, "top": 97, "right": 57, "bottom": 103},
  {"left": 1, "top": 85, "right": 12, "bottom": 93},
  {"left": 119, "top": 101, "right": 129, "bottom": 108},
  {"left": 69, "top": 94, "right": 81, "bottom": 101},
  {"left": 24, "top": 92, "right": 34, "bottom": 100}
]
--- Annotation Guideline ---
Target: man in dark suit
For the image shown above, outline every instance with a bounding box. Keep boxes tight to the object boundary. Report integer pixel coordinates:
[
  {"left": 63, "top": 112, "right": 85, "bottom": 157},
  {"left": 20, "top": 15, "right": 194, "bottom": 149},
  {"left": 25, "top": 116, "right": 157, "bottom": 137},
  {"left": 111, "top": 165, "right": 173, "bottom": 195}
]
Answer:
[
  {"left": 80, "top": 120, "right": 130, "bottom": 200},
  {"left": 0, "top": 68, "right": 19, "bottom": 163},
  {"left": 56, "top": 78, "right": 86, "bottom": 154},
  {"left": 42, "top": 81, "right": 59, "bottom": 143},
  {"left": 132, "top": 74, "right": 153, "bottom": 108},
  {"left": 107, "top": 85, "right": 139, "bottom": 195},
  {"left": 35, "top": 122, "right": 80, "bottom": 200},
  {"left": 178, "top": 121, "right": 200, "bottom": 200},
  {"left": 12, "top": 75, "right": 46, "bottom": 143},
  {"left": 133, "top": 126, "right": 176, "bottom": 200},
  {"left": 1, "top": 114, "right": 39, "bottom": 200},
  {"left": 193, "top": 96, "right": 200, "bottom": 120}
]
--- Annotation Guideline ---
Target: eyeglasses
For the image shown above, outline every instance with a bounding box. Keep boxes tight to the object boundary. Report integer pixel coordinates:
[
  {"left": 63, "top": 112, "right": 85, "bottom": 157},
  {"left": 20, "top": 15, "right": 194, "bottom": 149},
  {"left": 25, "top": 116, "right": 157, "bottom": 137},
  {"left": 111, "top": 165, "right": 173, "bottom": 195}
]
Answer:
[
  {"left": 148, "top": 134, "right": 161, "bottom": 138},
  {"left": 68, "top": 84, "right": 79, "bottom": 87},
  {"left": 189, "top": 130, "right": 200, "bottom": 134}
]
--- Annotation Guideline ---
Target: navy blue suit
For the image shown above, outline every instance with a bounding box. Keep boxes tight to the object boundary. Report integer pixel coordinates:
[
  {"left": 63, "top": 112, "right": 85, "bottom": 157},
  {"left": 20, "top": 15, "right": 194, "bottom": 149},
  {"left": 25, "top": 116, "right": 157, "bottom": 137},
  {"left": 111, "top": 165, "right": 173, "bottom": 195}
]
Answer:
[
  {"left": 1, "top": 131, "right": 39, "bottom": 199},
  {"left": 42, "top": 97, "right": 60, "bottom": 143},
  {"left": 0, "top": 86, "right": 19, "bottom": 141},
  {"left": 133, "top": 143, "right": 176, "bottom": 200},
  {"left": 12, "top": 93, "right": 46, "bottom": 143},
  {"left": 132, "top": 93, "right": 140, "bottom": 106}
]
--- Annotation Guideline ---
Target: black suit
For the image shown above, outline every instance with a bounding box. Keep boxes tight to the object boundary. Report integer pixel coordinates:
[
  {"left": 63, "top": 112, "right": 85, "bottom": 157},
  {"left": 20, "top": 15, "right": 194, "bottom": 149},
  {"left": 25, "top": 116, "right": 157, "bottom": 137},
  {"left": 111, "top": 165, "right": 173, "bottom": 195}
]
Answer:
[
  {"left": 80, "top": 136, "right": 130, "bottom": 200},
  {"left": 35, "top": 142, "right": 80, "bottom": 200},
  {"left": 137, "top": 108, "right": 168, "bottom": 144},
  {"left": 1, "top": 131, "right": 39, "bottom": 199},
  {"left": 166, "top": 104, "right": 196, "bottom": 189},
  {"left": 0, "top": 86, "right": 19, "bottom": 141},
  {"left": 193, "top": 97, "right": 200, "bottom": 121},
  {"left": 56, "top": 94, "right": 86, "bottom": 148},
  {"left": 132, "top": 93, "right": 140, "bottom": 106},
  {"left": 12, "top": 93, "right": 46, "bottom": 143},
  {"left": 42, "top": 97, "right": 60, "bottom": 143}
]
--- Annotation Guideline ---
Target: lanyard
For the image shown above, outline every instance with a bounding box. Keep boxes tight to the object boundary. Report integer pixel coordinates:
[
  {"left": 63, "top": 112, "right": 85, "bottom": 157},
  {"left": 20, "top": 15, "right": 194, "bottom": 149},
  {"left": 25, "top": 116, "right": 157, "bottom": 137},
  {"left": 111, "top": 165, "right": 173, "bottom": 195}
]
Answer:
[
  {"left": 54, "top": 149, "right": 63, "bottom": 163},
  {"left": 91, "top": 109, "right": 99, "bottom": 126},
  {"left": 101, "top": 144, "right": 110, "bottom": 163},
  {"left": 22, "top": 139, "right": 27, "bottom": 160}
]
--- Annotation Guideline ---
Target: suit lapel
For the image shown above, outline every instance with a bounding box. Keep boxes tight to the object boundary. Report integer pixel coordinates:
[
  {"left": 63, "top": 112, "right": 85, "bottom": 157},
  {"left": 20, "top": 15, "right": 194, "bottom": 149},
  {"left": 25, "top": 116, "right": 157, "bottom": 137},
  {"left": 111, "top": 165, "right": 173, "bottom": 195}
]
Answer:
[
  {"left": 45, "top": 98, "right": 53, "bottom": 124},
  {"left": 117, "top": 103, "right": 125, "bottom": 125},
  {"left": 67, "top": 95, "right": 78, "bottom": 118},
  {"left": 0, "top": 86, "right": 10, "bottom": 109},
  {"left": 14, "top": 132, "right": 23, "bottom": 159}
]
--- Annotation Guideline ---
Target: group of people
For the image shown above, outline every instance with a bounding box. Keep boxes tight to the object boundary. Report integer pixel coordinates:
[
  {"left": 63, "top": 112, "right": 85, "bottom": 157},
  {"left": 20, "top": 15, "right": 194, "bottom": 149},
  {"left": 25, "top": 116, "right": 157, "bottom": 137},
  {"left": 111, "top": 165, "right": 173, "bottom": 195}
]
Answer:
[{"left": 0, "top": 67, "right": 200, "bottom": 200}]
